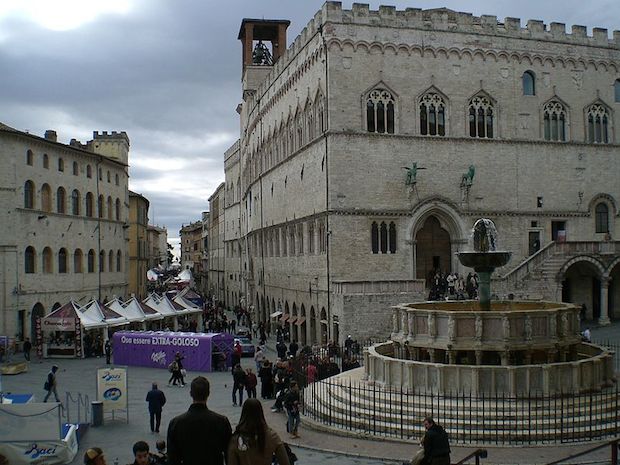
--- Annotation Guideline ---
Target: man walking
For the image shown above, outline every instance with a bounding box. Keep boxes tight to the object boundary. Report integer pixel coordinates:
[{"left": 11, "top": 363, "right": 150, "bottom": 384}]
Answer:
[
  {"left": 146, "top": 382, "right": 167, "bottom": 433},
  {"left": 167, "top": 376, "right": 232, "bottom": 465},
  {"left": 23, "top": 338, "right": 32, "bottom": 362},
  {"left": 43, "top": 365, "right": 60, "bottom": 402},
  {"left": 422, "top": 417, "right": 451, "bottom": 465}
]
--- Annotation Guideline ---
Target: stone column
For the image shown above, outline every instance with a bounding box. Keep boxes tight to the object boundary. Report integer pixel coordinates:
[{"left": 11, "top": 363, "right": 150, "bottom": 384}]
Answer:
[
  {"left": 524, "top": 350, "right": 532, "bottom": 365},
  {"left": 547, "top": 348, "right": 557, "bottom": 363},
  {"left": 598, "top": 277, "right": 611, "bottom": 326},
  {"left": 500, "top": 351, "right": 510, "bottom": 366},
  {"left": 475, "top": 350, "right": 483, "bottom": 365},
  {"left": 428, "top": 348, "right": 436, "bottom": 363},
  {"left": 448, "top": 350, "right": 456, "bottom": 364}
]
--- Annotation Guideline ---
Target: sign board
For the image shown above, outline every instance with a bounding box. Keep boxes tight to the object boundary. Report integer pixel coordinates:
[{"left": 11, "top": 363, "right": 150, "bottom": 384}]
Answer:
[
  {"left": 0, "top": 423, "right": 78, "bottom": 465},
  {"left": 96, "top": 367, "right": 128, "bottom": 414},
  {"left": 112, "top": 331, "right": 233, "bottom": 372},
  {"left": 41, "top": 318, "right": 75, "bottom": 331}
]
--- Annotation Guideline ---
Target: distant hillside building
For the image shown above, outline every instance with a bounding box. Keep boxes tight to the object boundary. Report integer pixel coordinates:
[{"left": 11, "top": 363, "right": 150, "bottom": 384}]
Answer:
[{"left": 0, "top": 124, "right": 130, "bottom": 341}]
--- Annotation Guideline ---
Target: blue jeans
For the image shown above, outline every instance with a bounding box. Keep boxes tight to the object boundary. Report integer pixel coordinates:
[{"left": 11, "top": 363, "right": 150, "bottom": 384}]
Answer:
[{"left": 287, "top": 410, "right": 300, "bottom": 434}]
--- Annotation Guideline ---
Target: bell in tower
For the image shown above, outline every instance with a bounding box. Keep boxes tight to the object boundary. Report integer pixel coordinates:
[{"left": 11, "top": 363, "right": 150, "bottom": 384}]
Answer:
[{"left": 238, "top": 19, "right": 290, "bottom": 71}]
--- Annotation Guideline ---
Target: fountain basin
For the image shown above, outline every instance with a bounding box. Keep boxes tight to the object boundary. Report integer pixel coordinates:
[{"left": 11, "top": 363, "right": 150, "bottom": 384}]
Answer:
[{"left": 457, "top": 251, "right": 511, "bottom": 271}]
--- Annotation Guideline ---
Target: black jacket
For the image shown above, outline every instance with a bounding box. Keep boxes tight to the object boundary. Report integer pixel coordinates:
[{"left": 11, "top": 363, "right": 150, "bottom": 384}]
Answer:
[
  {"left": 167, "top": 403, "right": 232, "bottom": 465},
  {"left": 423, "top": 423, "right": 451, "bottom": 459},
  {"left": 146, "top": 388, "right": 166, "bottom": 413}
]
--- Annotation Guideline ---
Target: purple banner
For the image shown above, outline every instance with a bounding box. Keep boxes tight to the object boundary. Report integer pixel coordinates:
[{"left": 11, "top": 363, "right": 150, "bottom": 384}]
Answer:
[{"left": 112, "top": 331, "right": 233, "bottom": 372}]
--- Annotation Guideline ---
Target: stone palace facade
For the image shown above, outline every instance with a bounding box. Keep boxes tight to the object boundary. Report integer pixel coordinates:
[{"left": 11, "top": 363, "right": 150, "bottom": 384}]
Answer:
[
  {"left": 0, "top": 125, "right": 130, "bottom": 341},
  {"left": 212, "top": 3, "right": 620, "bottom": 344}
]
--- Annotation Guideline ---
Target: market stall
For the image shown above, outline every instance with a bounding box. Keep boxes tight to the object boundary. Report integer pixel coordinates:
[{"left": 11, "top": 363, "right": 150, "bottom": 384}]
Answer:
[
  {"left": 112, "top": 330, "right": 233, "bottom": 372},
  {"left": 40, "top": 301, "right": 106, "bottom": 358}
]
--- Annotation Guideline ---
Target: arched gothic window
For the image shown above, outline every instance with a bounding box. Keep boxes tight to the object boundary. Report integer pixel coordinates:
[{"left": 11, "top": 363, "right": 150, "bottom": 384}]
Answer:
[
  {"left": 41, "top": 184, "right": 52, "bottom": 212},
  {"left": 24, "top": 180, "right": 35, "bottom": 209},
  {"left": 366, "top": 88, "right": 395, "bottom": 134},
  {"left": 86, "top": 192, "right": 94, "bottom": 217},
  {"left": 98, "top": 194, "right": 104, "bottom": 218},
  {"left": 523, "top": 71, "right": 535, "bottom": 96},
  {"left": 58, "top": 248, "right": 67, "bottom": 273},
  {"left": 615, "top": 79, "right": 620, "bottom": 103},
  {"left": 73, "top": 161, "right": 79, "bottom": 175},
  {"left": 107, "top": 196, "right": 113, "bottom": 220},
  {"left": 99, "top": 250, "right": 105, "bottom": 272},
  {"left": 108, "top": 250, "right": 114, "bottom": 271},
  {"left": 71, "top": 190, "right": 80, "bottom": 215},
  {"left": 74, "top": 249, "right": 83, "bottom": 273},
  {"left": 595, "top": 203, "right": 609, "bottom": 233},
  {"left": 42, "top": 247, "right": 53, "bottom": 273},
  {"left": 586, "top": 104, "right": 610, "bottom": 144},
  {"left": 58, "top": 158, "right": 64, "bottom": 172},
  {"left": 57, "top": 187, "right": 66, "bottom": 213},
  {"left": 43, "top": 154, "right": 49, "bottom": 169},
  {"left": 116, "top": 250, "right": 122, "bottom": 272},
  {"left": 468, "top": 95, "right": 494, "bottom": 138},
  {"left": 25, "top": 246, "right": 36, "bottom": 273},
  {"left": 115, "top": 198, "right": 121, "bottom": 220},
  {"left": 26, "top": 150, "right": 34, "bottom": 166},
  {"left": 86, "top": 165, "right": 92, "bottom": 178},
  {"left": 88, "top": 249, "right": 95, "bottom": 273},
  {"left": 420, "top": 93, "right": 446, "bottom": 136},
  {"left": 543, "top": 100, "right": 567, "bottom": 142},
  {"left": 371, "top": 221, "right": 397, "bottom": 254}
]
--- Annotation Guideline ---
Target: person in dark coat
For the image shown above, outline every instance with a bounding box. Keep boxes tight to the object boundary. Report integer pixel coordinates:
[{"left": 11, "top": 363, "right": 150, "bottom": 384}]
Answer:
[
  {"left": 104, "top": 340, "right": 112, "bottom": 365},
  {"left": 276, "top": 340, "right": 287, "bottom": 360},
  {"left": 146, "top": 382, "right": 167, "bottom": 433},
  {"left": 232, "top": 364, "right": 246, "bottom": 406},
  {"left": 167, "top": 376, "right": 232, "bottom": 465},
  {"left": 23, "top": 338, "right": 32, "bottom": 362},
  {"left": 422, "top": 417, "right": 451, "bottom": 465}
]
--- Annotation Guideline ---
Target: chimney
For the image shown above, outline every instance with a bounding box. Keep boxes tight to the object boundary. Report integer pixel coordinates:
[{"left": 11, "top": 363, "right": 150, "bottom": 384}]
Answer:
[{"left": 44, "top": 130, "right": 57, "bottom": 142}]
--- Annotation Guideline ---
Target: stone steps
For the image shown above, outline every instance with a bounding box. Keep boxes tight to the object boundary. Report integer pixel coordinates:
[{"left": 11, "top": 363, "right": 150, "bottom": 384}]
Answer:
[{"left": 303, "top": 375, "right": 620, "bottom": 444}]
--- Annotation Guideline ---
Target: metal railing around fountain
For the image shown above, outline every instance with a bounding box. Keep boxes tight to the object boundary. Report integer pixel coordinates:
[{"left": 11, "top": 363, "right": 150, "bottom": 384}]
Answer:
[{"left": 302, "top": 379, "right": 620, "bottom": 445}]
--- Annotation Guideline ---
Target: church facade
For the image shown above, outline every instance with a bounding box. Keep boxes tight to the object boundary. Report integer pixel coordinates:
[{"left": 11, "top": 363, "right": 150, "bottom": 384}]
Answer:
[{"left": 217, "top": 3, "right": 620, "bottom": 343}]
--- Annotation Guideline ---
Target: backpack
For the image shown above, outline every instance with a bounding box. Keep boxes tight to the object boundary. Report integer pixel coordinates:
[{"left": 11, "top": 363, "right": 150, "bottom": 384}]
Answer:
[
  {"left": 168, "top": 361, "right": 177, "bottom": 373},
  {"left": 44, "top": 381, "right": 50, "bottom": 391}
]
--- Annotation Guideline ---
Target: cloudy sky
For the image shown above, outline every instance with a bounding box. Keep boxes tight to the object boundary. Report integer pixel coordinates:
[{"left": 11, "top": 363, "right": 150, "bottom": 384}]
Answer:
[{"left": 1, "top": 0, "right": 618, "bottom": 254}]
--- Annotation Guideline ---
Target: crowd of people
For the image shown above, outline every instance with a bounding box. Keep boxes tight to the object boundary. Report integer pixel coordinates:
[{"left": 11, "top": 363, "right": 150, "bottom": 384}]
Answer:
[{"left": 428, "top": 271, "right": 479, "bottom": 301}]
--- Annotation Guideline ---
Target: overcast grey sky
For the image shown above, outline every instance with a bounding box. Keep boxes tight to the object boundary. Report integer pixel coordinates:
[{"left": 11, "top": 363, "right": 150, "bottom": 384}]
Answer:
[{"left": 1, "top": 0, "right": 619, "bottom": 254}]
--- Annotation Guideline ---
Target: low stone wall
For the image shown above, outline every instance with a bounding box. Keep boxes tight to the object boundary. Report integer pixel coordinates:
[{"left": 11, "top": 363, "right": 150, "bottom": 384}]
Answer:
[{"left": 364, "top": 341, "right": 616, "bottom": 395}]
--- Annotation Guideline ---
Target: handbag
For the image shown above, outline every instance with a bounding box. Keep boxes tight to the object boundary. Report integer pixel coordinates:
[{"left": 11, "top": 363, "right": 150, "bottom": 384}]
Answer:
[{"left": 180, "top": 368, "right": 187, "bottom": 376}]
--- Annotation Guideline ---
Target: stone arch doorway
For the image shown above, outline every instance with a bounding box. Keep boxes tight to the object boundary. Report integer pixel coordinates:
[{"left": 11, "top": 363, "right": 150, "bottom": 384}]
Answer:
[
  {"left": 31, "top": 303, "right": 45, "bottom": 342},
  {"left": 559, "top": 257, "right": 605, "bottom": 321},
  {"left": 415, "top": 215, "right": 452, "bottom": 284},
  {"left": 606, "top": 259, "right": 620, "bottom": 321}
]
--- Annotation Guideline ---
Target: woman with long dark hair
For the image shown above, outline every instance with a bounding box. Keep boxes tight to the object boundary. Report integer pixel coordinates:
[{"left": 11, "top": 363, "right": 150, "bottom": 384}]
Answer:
[{"left": 227, "top": 398, "right": 290, "bottom": 465}]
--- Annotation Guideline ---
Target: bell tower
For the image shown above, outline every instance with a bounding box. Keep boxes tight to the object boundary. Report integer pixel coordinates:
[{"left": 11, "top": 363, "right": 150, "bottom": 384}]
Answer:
[{"left": 238, "top": 19, "right": 290, "bottom": 71}]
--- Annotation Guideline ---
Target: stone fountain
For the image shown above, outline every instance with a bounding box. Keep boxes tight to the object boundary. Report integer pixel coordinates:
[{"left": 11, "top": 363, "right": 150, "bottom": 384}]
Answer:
[
  {"left": 457, "top": 218, "right": 511, "bottom": 311},
  {"left": 304, "top": 219, "right": 617, "bottom": 444}
]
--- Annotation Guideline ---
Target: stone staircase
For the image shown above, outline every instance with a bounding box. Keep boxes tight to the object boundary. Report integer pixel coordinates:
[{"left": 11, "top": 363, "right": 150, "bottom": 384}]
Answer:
[
  {"left": 494, "top": 241, "right": 620, "bottom": 301},
  {"left": 303, "top": 370, "right": 620, "bottom": 445}
]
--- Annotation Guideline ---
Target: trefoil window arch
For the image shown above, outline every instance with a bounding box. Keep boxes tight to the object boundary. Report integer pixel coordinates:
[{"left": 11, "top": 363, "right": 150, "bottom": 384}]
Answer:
[
  {"left": 468, "top": 94, "right": 494, "bottom": 138},
  {"left": 366, "top": 88, "right": 395, "bottom": 134},
  {"left": 543, "top": 100, "right": 568, "bottom": 142},
  {"left": 420, "top": 93, "right": 446, "bottom": 136},
  {"left": 586, "top": 104, "right": 610, "bottom": 144}
]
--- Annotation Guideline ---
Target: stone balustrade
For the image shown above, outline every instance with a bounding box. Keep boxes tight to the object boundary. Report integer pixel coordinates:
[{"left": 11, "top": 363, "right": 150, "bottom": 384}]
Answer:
[{"left": 364, "top": 341, "right": 615, "bottom": 395}]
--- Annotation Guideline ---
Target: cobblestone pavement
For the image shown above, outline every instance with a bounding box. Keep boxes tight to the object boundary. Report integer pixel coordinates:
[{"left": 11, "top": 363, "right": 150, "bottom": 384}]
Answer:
[{"left": 2, "top": 318, "right": 619, "bottom": 465}]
